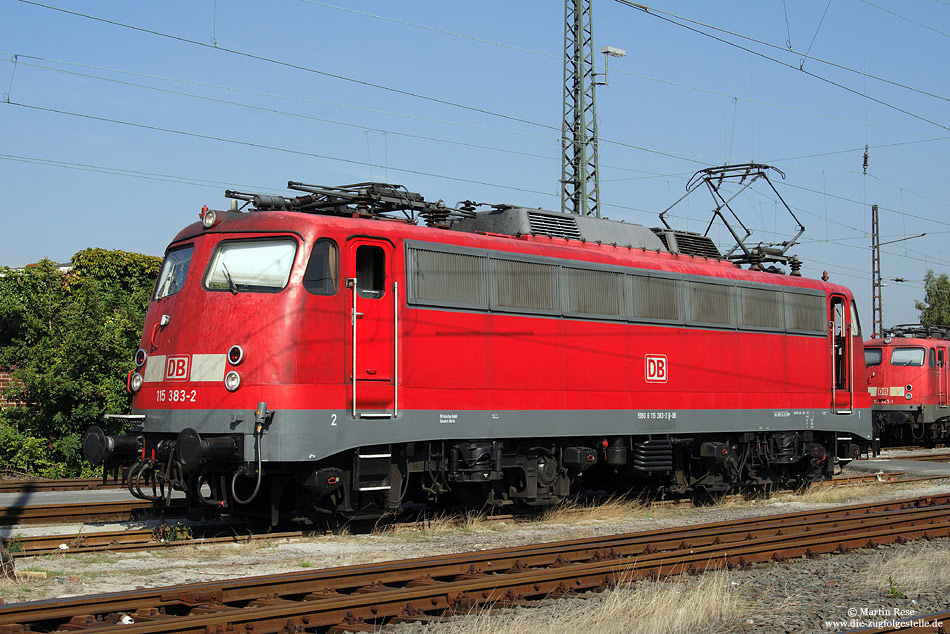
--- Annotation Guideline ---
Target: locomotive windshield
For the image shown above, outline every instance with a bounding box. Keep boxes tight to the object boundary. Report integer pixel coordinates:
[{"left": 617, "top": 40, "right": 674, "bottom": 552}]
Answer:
[
  {"left": 890, "top": 347, "right": 925, "bottom": 366},
  {"left": 153, "top": 244, "right": 194, "bottom": 300},
  {"left": 865, "top": 347, "right": 882, "bottom": 366},
  {"left": 204, "top": 238, "right": 297, "bottom": 293}
]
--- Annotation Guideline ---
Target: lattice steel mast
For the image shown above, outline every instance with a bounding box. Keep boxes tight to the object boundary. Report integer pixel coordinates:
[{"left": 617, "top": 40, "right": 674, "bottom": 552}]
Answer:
[
  {"left": 871, "top": 204, "right": 882, "bottom": 337},
  {"left": 561, "top": 0, "right": 601, "bottom": 217}
]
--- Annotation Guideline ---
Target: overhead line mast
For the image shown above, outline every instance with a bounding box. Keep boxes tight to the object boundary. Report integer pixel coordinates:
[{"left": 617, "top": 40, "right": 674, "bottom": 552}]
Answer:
[{"left": 561, "top": 0, "right": 601, "bottom": 218}]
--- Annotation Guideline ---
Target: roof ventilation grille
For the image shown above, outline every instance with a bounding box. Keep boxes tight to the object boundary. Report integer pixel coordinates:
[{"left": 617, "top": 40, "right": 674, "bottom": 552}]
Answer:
[
  {"left": 527, "top": 212, "right": 583, "bottom": 240},
  {"left": 651, "top": 229, "right": 722, "bottom": 259}
]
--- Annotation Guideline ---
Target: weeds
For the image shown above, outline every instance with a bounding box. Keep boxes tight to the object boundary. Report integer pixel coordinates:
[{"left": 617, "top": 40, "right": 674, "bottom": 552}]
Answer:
[
  {"left": 864, "top": 543, "right": 950, "bottom": 598},
  {"left": 3, "top": 535, "right": 23, "bottom": 553},
  {"left": 538, "top": 494, "right": 647, "bottom": 524},
  {"left": 887, "top": 576, "right": 907, "bottom": 599},
  {"left": 153, "top": 522, "right": 193, "bottom": 542},
  {"left": 412, "top": 565, "right": 746, "bottom": 634}
]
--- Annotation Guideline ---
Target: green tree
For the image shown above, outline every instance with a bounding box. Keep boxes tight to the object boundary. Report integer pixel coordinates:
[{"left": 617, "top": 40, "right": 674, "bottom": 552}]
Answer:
[
  {"left": 0, "top": 250, "right": 160, "bottom": 477},
  {"left": 916, "top": 270, "right": 950, "bottom": 326}
]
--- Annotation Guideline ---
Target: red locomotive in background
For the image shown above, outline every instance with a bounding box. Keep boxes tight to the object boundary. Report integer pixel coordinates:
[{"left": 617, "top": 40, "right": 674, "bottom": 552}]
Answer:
[
  {"left": 865, "top": 324, "right": 950, "bottom": 446},
  {"left": 83, "top": 168, "right": 872, "bottom": 524}
]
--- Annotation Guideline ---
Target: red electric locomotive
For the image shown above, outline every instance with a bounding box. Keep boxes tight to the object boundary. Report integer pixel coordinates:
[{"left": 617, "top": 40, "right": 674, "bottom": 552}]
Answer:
[
  {"left": 84, "top": 174, "right": 872, "bottom": 524},
  {"left": 865, "top": 324, "right": 950, "bottom": 445}
]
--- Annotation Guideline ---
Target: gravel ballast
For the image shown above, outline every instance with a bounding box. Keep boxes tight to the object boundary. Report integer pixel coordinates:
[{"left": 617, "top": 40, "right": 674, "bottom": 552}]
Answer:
[{"left": 0, "top": 480, "right": 948, "bottom": 633}]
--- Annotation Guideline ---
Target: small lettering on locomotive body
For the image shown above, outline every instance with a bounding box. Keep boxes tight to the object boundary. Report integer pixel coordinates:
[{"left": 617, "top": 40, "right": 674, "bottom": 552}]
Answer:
[
  {"left": 636, "top": 411, "right": 677, "bottom": 420},
  {"left": 156, "top": 388, "right": 197, "bottom": 403}
]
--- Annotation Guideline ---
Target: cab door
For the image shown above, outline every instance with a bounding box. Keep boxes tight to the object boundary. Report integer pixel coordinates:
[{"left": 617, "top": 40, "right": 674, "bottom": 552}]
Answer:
[
  {"left": 345, "top": 239, "right": 396, "bottom": 418},
  {"left": 829, "top": 295, "right": 853, "bottom": 413},
  {"left": 937, "top": 347, "right": 948, "bottom": 408}
]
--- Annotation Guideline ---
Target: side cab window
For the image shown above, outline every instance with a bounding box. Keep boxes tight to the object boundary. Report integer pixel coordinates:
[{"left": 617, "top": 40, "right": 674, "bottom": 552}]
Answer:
[
  {"left": 303, "top": 239, "right": 339, "bottom": 295},
  {"left": 356, "top": 245, "right": 386, "bottom": 299}
]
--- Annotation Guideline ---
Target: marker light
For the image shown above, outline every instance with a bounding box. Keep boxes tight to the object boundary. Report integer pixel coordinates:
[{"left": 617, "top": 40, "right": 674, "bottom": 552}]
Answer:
[
  {"left": 130, "top": 372, "right": 144, "bottom": 392},
  {"left": 134, "top": 348, "right": 147, "bottom": 367},
  {"left": 905, "top": 393, "right": 913, "bottom": 400},
  {"left": 224, "top": 370, "right": 242, "bottom": 392},
  {"left": 202, "top": 209, "right": 218, "bottom": 229},
  {"left": 906, "top": 384, "right": 913, "bottom": 392},
  {"left": 227, "top": 344, "right": 245, "bottom": 366}
]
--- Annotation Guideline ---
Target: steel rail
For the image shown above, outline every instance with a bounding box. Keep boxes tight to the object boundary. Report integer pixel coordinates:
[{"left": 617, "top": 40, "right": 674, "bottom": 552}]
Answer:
[
  {"left": 817, "top": 473, "right": 950, "bottom": 486},
  {"left": 886, "top": 452, "right": 950, "bottom": 462},
  {"left": 0, "top": 478, "right": 122, "bottom": 494},
  {"left": 15, "top": 502, "right": 950, "bottom": 633},
  {"left": 0, "top": 500, "right": 180, "bottom": 526},
  {"left": 8, "top": 528, "right": 304, "bottom": 557},
  {"left": 1, "top": 494, "right": 947, "bottom": 632}
]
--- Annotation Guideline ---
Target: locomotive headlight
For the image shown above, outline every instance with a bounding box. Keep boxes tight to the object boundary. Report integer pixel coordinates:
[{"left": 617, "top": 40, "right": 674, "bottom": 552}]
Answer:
[
  {"left": 202, "top": 209, "right": 218, "bottom": 229},
  {"left": 130, "top": 372, "right": 144, "bottom": 392},
  {"left": 224, "top": 370, "right": 242, "bottom": 392},
  {"left": 906, "top": 384, "right": 913, "bottom": 392},
  {"left": 227, "top": 344, "right": 245, "bottom": 366},
  {"left": 134, "top": 348, "right": 147, "bottom": 367},
  {"left": 905, "top": 392, "right": 913, "bottom": 400}
]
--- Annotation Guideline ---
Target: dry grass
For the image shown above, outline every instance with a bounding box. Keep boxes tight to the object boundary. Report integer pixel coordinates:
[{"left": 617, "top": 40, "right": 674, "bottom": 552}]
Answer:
[
  {"left": 397, "top": 566, "right": 747, "bottom": 634},
  {"left": 537, "top": 495, "right": 649, "bottom": 525},
  {"left": 863, "top": 542, "right": 950, "bottom": 598},
  {"left": 795, "top": 479, "right": 938, "bottom": 504},
  {"left": 377, "top": 509, "right": 502, "bottom": 538},
  {"left": 788, "top": 483, "right": 881, "bottom": 504}
]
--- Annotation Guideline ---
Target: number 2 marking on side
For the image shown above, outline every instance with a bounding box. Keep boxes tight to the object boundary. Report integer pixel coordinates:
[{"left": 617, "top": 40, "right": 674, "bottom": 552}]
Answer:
[{"left": 330, "top": 413, "right": 337, "bottom": 426}]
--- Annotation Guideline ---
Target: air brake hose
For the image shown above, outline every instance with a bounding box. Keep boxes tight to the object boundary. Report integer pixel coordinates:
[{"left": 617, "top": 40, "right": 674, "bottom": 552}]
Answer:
[
  {"left": 127, "top": 461, "right": 145, "bottom": 499},
  {"left": 231, "top": 422, "right": 263, "bottom": 505}
]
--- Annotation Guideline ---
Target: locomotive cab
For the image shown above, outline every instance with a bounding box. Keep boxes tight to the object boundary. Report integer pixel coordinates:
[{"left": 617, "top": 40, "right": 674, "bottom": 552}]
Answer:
[{"left": 866, "top": 324, "right": 950, "bottom": 446}]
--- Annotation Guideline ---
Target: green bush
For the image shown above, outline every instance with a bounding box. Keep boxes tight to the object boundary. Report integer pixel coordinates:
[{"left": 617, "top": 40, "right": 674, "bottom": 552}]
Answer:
[{"left": 0, "top": 250, "right": 160, "bottom": 477}]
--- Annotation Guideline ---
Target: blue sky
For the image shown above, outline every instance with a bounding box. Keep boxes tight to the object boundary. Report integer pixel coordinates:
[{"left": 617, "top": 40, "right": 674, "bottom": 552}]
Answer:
[{"left": 2, "top": 0, "right": 948, "bottom": 328}]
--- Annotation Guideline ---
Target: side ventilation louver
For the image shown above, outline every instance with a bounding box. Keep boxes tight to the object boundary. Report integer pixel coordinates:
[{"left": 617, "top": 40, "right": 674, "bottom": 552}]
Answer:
[
  {"left": 632, "top": 439, "right": 673, "bottom": 472},
  {"left": 527, "top": 212, "right": 583, "bottom": 240},
  {"left": 651, "top": 228, "right": 722, "bottom": 259}
]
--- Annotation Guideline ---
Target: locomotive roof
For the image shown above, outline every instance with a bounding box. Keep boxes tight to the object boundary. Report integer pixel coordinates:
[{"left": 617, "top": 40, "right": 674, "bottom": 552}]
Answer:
[
  {"left": 220, "top": 182, "right": 732, "bottom": 257},
  {"left": 866, "top": 323, "right": 950, "bottom": 344},
  {"left": 172, "top": 201, "right": 849, "bottom": 300}
]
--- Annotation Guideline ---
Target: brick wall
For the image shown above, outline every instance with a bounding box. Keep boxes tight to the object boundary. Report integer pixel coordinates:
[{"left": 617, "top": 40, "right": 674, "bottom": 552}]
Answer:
[{"left": 0, "top": 371, "right": 21, "bottom": 407}]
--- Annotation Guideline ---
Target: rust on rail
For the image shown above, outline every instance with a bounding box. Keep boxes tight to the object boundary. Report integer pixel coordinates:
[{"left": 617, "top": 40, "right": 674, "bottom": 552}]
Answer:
[{"left": 0, "top": 493, "right": 948, "bottom": 633}]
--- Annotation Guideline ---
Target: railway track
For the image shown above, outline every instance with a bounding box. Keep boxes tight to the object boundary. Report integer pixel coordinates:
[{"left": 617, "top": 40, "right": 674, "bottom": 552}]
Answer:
[
  {"left": 1, "top": 494, "right": 948, "bottom": 633},
  {"left": 1, "top": 470, "right": 943, "bottom": 556},
  {"left": 5, "top": 527, "right": 305, "bottom": 557},
  {"left": 818, "top": 472, "right": 950, "bottom": 486},
  {"left": 0, "top": 477, "right": 122, "bottom": 494},
  {"left": 0, "top": 499, "right": 181, "bottom": 527},
  {"left": 877, "top": 451, "right": 950, "bottom": 462},
  {"left": 0, "top": 461, "right": 935, "bottom": 498}
]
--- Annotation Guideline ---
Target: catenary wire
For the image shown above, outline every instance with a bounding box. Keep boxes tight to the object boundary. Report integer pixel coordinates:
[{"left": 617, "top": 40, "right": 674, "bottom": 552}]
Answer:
[
  {"left": 10, "top": 5, "right": 950, "bottom": 235},
  {"left": 4, "top": 101, "right": 558, "bottom": 198},
  {"left": 17, "top": 1, "right": 554, "bottom": 131},
  {"left": 615, "top": 1, "right": 950, "bottom": 132},
  {"left": 615, "top": 1, "right": 949, "bottom": 103},
  {"left": 859, "top": 0, "right": 950, "bottom": 39},
  {"left": 297, "top": 2, "right": 939, "bottom": 139}
]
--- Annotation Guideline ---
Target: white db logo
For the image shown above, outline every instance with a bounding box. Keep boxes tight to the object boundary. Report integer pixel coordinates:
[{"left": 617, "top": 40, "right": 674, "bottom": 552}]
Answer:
[
  {"left": 165, "top": 356, "right": 190, "bottom": 381},
  {"left": 645, "top": 355, "right": 668, "bottom": 383}
]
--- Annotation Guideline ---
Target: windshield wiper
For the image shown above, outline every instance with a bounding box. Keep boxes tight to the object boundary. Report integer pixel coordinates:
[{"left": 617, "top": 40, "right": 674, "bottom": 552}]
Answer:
[{"left": 221, "top": 263, "right": 239, "bottom": 295}]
